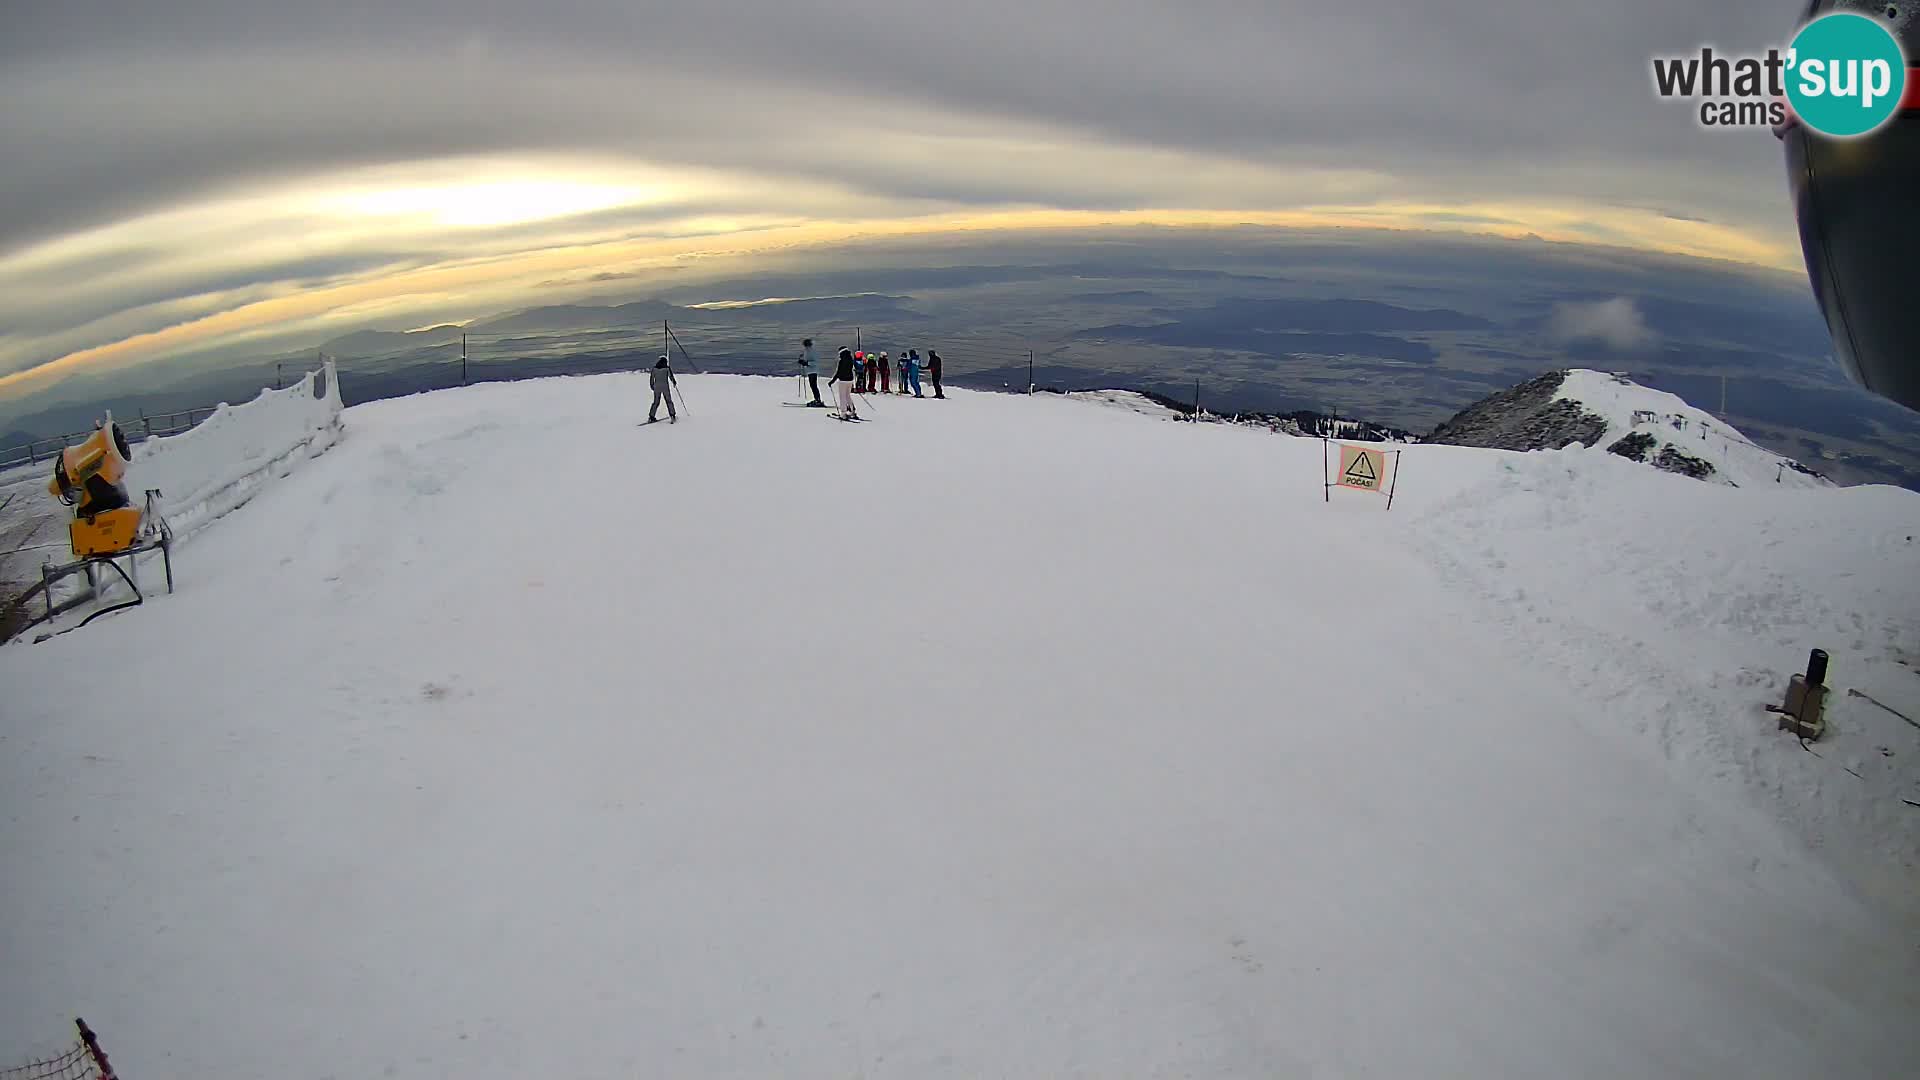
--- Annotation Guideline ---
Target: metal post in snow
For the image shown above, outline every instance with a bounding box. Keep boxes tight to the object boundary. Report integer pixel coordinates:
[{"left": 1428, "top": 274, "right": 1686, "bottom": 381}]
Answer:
[
  {"left": 1322, "top": 436, "right": 1330, "bottom": 503},
  {"left": 1028, "top": 350, "right": 1034, "bottom": 395},
  {"left": 77, "top": 1018, "right": 118, "bottom": 1080},
  {"left": 1386, "top": 449, "right": 1403, "bottom": 511},
  {"left": 275, "top": 363, "right": 283, "bottom": 389},
  {"left": 461, "top": 333, "right": 468, "bottom": 384}
]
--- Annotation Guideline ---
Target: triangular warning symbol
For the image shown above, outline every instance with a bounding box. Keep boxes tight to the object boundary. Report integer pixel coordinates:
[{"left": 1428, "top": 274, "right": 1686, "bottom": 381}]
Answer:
[{"left": 1343, "top": 452, "right": 1378, "bottom": 484}]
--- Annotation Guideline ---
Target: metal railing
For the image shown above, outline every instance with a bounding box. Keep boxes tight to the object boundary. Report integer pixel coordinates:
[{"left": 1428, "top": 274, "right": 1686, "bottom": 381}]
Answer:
[{"left": 1, "top": 406, "right": 219, "bottom": 473}]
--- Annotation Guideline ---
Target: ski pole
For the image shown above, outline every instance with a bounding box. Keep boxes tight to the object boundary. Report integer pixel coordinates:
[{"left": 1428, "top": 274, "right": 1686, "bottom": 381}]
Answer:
[{"left": 1848, "top": 688, "right": 1920, "bottom": 731}]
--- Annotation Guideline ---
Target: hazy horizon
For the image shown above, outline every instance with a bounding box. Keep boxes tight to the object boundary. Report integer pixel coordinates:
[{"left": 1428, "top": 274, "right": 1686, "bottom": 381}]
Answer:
[{"left": 7, "top": 227, "right": 1916, "bottom": 491}]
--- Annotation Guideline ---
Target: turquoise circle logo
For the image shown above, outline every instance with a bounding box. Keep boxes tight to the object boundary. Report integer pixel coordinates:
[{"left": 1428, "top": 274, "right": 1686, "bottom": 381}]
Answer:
[{"left": 1786, "top": 13, "right": 1908, "bottom": 137}]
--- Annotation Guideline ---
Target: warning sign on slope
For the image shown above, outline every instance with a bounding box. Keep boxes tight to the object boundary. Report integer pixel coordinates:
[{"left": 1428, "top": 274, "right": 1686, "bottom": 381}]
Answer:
[{"left": 1337, "top": 443, "right": 1385, "bottom": 492}]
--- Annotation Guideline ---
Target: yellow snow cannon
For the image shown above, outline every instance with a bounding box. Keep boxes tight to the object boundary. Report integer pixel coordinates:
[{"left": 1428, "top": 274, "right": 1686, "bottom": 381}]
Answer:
[
  {"left": 48, "top": 421, "right": 142, "bottom": 557},
  {"left": 21, "top": 415, "right": 174, "bottom": 637}
]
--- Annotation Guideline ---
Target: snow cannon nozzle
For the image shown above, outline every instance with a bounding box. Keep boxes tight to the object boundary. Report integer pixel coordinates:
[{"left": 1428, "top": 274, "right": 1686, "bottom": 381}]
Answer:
[{"left": 1805, "top": 648, "right": 1829, "bottom": 688}]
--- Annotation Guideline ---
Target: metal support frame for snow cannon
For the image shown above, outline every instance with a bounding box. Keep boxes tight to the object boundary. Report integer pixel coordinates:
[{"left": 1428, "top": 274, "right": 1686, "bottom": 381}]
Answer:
[
  {"left": 1773, "top": 648, "right": 1829, "bottom": 742},
  {"left": 35, "top": 495, "right": 174, "bottom": 632}
]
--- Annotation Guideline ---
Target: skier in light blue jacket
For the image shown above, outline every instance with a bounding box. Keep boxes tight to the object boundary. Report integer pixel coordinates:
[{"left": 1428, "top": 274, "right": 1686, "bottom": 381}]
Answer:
[{"left": 902, "top": 349, "right": 924, "bottom": 397}]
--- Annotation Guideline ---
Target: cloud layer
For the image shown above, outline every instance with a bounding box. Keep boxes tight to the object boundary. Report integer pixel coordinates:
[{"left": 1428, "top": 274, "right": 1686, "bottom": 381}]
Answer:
[{"left": 0, "top": 0, "right": 1811, "bottom": 399}]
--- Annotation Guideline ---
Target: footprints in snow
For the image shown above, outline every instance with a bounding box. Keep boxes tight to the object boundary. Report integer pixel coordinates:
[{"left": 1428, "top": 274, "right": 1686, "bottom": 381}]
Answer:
[{"left": 1228, "top": 936, "right": 1264, "bottom": 975}]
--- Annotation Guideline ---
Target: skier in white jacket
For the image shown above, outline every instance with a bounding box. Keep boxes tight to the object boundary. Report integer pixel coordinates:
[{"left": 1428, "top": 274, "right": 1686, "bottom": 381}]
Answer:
[{"left": 796, "top": 338, "right": 824, "bottom": 406}]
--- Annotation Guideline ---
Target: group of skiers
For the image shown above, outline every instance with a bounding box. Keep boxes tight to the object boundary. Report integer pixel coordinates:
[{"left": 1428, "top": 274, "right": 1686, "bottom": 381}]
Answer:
[
  {"left": 850, "top": 347, "right": 937, "bottom": 397},
  {"left": 643, "top": 338, "right": 947, "bottom": 425},
  {"left": 795, "top": 339, "right": 944, "bottom": 420}
]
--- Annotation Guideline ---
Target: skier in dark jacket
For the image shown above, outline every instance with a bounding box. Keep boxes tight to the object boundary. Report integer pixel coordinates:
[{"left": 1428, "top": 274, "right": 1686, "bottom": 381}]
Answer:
[
  {"left": 927, "top": 349, "right": 944, "bottom": 398},
  {"left": 648, "top": 356, "right": 677, "bottom": 423},
  {"left": 832, "top": 347, "right": 860, "bottom": 419}
]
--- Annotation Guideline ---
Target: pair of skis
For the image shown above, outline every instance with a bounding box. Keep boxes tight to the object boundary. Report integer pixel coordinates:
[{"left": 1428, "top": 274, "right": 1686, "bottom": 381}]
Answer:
[{"left": 781, "top": 401, "right": 868, "bottom": 421}]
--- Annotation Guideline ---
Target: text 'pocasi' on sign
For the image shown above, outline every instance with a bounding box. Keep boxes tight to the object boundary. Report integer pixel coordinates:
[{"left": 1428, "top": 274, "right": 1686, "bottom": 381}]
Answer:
[{"left": 1338, "top": 443, "right": 1385, "bottom": 491}]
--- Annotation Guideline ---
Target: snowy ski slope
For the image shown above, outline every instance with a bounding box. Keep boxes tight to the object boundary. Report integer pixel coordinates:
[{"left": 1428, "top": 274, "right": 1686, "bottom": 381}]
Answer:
[{"left": 3, "top": 373, "right": 1917, "bottom": 1078}]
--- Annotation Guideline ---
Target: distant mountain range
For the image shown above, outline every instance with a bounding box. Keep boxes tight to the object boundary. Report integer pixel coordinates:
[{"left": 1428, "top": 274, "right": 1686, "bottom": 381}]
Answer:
[
  {"left": 3, "top": 243, "right": 1913, "bottom": 491},
  {"left": 246, "top": 295, "right": 927, "bottom": 366}
]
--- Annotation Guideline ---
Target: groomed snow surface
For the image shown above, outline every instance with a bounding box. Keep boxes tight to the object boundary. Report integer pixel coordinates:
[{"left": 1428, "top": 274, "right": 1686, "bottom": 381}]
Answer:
[{"left": 4, "top": 373, "right": 1918, "bottom": 1078}]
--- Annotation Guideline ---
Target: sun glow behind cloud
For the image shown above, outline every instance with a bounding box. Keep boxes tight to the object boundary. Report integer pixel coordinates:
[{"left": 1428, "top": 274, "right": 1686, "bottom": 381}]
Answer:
[{"left": 312, "top": 166, "right": 681, "bottom": 230}]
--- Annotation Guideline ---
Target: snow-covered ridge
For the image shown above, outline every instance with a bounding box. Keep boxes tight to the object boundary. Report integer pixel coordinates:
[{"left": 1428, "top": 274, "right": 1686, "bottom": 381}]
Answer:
[
  {"left": 1430, "top": 368, "right": 1827, "bottom": 489},
  {"left": 1058, "top": 389, "right": 1183, "bottom": 419},
  {"left": 1554, "top": 368, "right": 1830, "bottom": 490}
]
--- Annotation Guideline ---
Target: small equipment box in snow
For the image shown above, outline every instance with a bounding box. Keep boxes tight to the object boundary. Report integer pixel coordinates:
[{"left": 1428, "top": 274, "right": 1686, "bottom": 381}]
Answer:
[{"left": 1775, "top": 649, "right": 1829, "bottom": 742}]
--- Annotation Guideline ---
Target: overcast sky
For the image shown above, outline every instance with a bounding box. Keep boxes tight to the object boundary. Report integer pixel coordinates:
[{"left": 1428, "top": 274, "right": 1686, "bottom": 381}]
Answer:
[{"left": 0, "top": 0, "right": 1825, "bottom": 402}]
